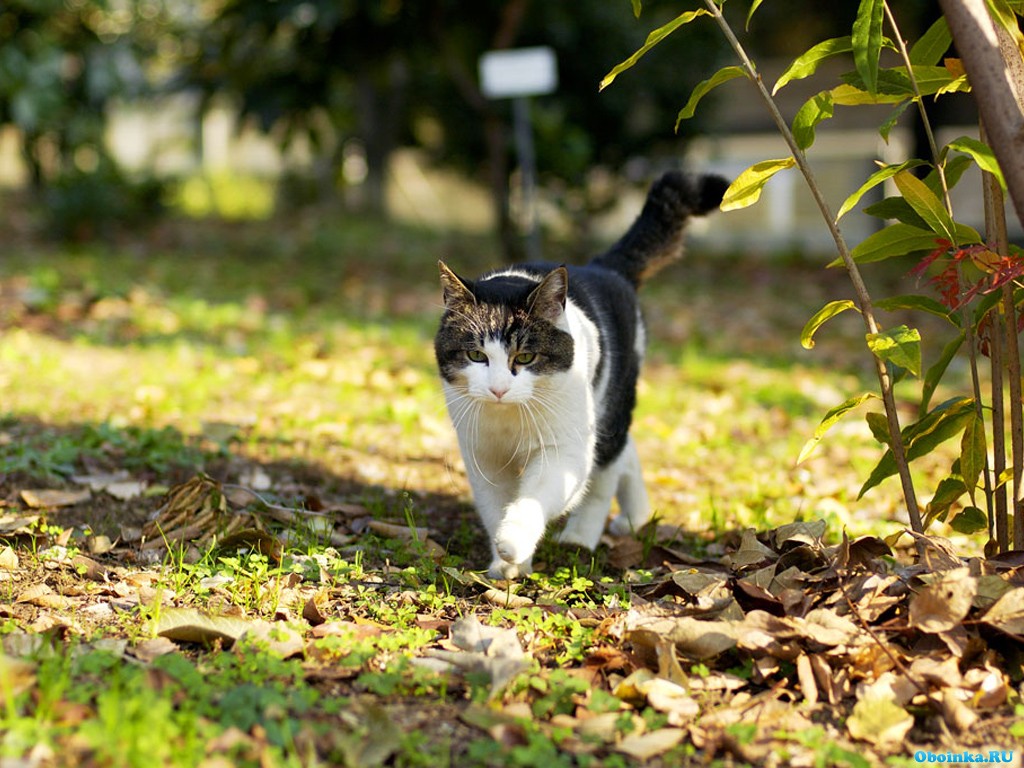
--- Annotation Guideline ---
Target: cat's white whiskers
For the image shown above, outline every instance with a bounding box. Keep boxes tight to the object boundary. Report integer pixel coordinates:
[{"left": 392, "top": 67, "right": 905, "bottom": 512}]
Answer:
[{"left": 519, "top": 400, "right": 548, "bottom": 470}]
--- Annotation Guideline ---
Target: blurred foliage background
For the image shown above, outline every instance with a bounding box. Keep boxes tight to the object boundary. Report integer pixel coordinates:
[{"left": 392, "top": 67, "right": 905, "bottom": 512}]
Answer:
[{"left": 0, "top": 0, "right": 951, "bottom": 254}]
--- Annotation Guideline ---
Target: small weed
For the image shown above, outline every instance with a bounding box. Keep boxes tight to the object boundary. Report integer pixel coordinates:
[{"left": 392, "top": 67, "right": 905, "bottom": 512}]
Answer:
[
  {"left": 525, "top": 669, "right": 591, "bottom": 718},
  {"left": 356, "top": 658, "right": 450, "bottom": 699}
]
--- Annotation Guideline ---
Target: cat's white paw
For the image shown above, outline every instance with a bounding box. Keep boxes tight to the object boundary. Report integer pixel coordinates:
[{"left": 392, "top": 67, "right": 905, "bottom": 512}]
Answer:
[
  {"left": 494, "top": 502, "right": 544, "bottom": 564},
  {"left": 495, "top": 528, "right": 533, "bottom": 564},
  {"left": 487, "top": 557, "right": 533, "bottom": 580}
]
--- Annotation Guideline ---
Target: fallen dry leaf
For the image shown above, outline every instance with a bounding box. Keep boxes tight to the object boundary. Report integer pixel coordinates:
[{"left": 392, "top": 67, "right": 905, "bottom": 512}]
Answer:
[
  {"left": 482, "top": 588, "right": 534, "bottom": 608},
  {"left": 625, "top": 611, "right": 739, "bottom": 660},
  {"left": 20, "top": 488, "right": 90, "bottom": 509},
  {"left": 908, "top": 567, "right": 976, "bottom": 633},
  {"left": 940, "top": 688, "right": 979, "bottom": 732},
  {"left": 640, "top": 678, "right": 700, "bottom": 726},
  {"left": 0, "top": 546, "right": 18, "bottom": 570},
  {"left": 614, "top": 728, "right": 686, "bottom": 761},
  {"left": 73, "top": 472, "right": 146, "bottom": 500},
  {"left": 980, "top": 586, "right": 1024, "bottom": 635},
  {"left": 131, "top": 636, "right": 179, "bottom": 663},
  {"left": 796, "top": 653, "right": 818, "bottom": 705},
  {"left": 243, "top": 620, "right": 305, "bottom": 659},
  {"left": 154, "top": 607, "right": 252, "bottom": 646},
  {"left": 423, "top": 615, "right": 529, "bottom": 698}
]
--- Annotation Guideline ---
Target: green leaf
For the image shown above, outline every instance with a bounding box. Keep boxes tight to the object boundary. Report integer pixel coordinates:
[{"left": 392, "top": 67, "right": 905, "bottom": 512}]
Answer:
[
  {"left": 873, "top": 294, "right": 954, "bottom": 322},
  {"left": 909, "top": 399, "right": 978, "bottom": 460},
  {"left": 830, "top": 83, "right": 905, "bottom": 106},
  {"left": 912, "top": 64, "right": 969, "bottom": 96},
  {"left": 801, "top": 299, "right": 858, "bottom": 349},
  {"left": 862, "top": 197, "right": 930, "bottom": 229},
  {"left": 798, "top": 392, "right": 876, "bottom": 464},
  {"left": 837, "top": 65, "right": 967, "bottom": 104},
  {"left": 746, "top": 0, "right": 766, "bottom": 29},
  {"left": 601, "top": 10, "right": 709, "bottom": 90},
  {"left": 910, "top": 17, "right": 952, "bottom": 66},
  {"left": 859, "top": 398, "right": 975, "bottom": 498},
  {"left": 852, "top": 0, "right": 885, "bottom": 94},
  {"left": 893, "top": 171, "right": 957, "bottom": 243},
  {"left": 921, "top": 331, "right": 965, "bottom": 417},
  {"left": 631, "top": 0, "right": 642, "bottom": 19},
  {"left": 953, "top": 221, "right": 982, "bottom": 244},
  {"left": 960, "top": 411, "right": 986, "bottom": 492},
  {"left": 867, "top": 325, "right": 921, "bottom": 377},
  {"left": 925, "top": 471, "right": 967, "bottom": 523},
  {"left": 944, "top": 136, "right": 1006, "bottom": 191},
  {"left": 866, "top": 411, "right": 892, "bottom": 445},
  {"left": 973, "top": 290, "right": 1005, "bottom": 328},
  {"left": 846, "top": 223, "right": 942, "bottom": 266},
  {"left": 938, "top": 153, "right": 975, "bottom": 191},
  {"left": 836, "top": 160, "right": 926, "bottom": 221},
  {"left": 950, "top": 506, "right": 987, "bottom": 534},
  {"left": 792, "top": 91, "right": 834, "bottom": 150},
  {"left": 879, "top": 101, "right": 912, "bottom": 142},
  {"left": 675, "top": 66, "right": 746, "bottom": 128},
  {"left": 721, "top": 157, "right": 796, "bottom": 212},
  {"left": 773, "top": 36, "right": 852, "bottom": 94}
]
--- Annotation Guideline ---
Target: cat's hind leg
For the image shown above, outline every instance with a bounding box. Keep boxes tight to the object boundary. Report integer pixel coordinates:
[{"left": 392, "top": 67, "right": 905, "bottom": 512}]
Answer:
[
  {"left": 608, "top": 436, "right": 651, "bottom": 536},
  {"left": 556, "top": 463, "right": 619, "bottom": 550}
]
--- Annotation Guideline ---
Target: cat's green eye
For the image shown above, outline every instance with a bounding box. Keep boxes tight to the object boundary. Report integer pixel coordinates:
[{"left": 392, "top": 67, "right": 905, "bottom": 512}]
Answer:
[
  {"left": 514, "top": 352, "right": 537, "bottom": 366},
  {"left": 466, "top": 349, "right": 487, "bottom": 363}
]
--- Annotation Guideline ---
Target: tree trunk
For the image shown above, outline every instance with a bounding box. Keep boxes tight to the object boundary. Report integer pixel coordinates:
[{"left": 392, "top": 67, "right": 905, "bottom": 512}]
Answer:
[
  {"left": 354, "top": 58, "right": 409, "bottom": 218},
  {"left": 939, "top": 0, "right": 1024, "bottom": 228}
]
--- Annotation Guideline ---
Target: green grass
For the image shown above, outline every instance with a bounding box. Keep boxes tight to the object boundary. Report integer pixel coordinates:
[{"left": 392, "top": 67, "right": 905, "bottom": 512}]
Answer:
[{"left": 0, "top": 209, "right": 992, "bottom": 766}]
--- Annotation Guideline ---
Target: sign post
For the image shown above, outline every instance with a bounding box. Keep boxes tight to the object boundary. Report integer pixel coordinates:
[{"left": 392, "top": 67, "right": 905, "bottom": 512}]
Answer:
[{"left": 479, "top": 47, "right": 558, "bottom": 261}]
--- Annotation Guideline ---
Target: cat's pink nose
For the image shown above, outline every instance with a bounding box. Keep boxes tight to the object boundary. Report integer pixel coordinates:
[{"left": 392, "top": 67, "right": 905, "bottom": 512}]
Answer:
[{"left": 490, "top": 385, "right": 509, "bottom": 400}]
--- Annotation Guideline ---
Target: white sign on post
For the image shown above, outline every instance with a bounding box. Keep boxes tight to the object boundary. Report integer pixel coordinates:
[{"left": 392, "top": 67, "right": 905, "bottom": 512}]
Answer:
[{"left": 479, "top": 46, "right": 558, "bottom": 99}]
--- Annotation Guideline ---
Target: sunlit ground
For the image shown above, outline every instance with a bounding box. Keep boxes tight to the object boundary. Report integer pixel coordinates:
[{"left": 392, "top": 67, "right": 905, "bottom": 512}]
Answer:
[{"left": 0, "top": 180, "right": 980, "bottom": 556}]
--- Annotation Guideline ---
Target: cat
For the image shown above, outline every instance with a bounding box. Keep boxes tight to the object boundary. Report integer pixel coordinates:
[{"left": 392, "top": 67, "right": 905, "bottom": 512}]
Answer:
[{"left": 435, "top": 171, "right": 727, "bottom": 579}]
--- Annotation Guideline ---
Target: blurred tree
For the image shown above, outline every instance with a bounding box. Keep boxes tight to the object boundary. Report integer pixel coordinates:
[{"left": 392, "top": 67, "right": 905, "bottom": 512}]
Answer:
[
  {"left": 0, "top": 0, "right": 177, "bottom": 239},
  {"left": 186, "top": 0, "right": 724, "bottom": 255},
  {"left": 185, "top": 0, "right": 425, "bottom": 217},
  {"left": 0, "top": 0, "right": 164, "bottom": 189}
]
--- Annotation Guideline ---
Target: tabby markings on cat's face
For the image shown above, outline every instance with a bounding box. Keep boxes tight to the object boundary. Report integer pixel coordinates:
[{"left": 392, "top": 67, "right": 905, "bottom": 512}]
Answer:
[{"left": 435, "top": 267, "right": 575, "bottom": 407}]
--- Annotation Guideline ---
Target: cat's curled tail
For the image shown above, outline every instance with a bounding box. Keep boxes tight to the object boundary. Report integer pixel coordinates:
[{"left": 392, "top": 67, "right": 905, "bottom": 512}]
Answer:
[{"left": 591, "top": 171, "right": 729, "bottom": 288}]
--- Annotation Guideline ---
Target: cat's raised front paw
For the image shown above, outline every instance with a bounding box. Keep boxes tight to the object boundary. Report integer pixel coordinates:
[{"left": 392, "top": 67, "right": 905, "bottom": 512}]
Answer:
[{"left": 494, "top": 503, "right": 544, "bottom": 565}]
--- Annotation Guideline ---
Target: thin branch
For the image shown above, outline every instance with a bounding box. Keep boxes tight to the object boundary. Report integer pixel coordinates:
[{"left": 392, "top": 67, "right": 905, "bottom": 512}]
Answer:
[
  {"left": 1003, "top": 290, "right": 1024, "bottom": 549},
  {"left": 702, "top": 0, "right": 923, "bottom": 535},
  {"left": 982, "top": 124, "right": 1011, "bottom": 552}
]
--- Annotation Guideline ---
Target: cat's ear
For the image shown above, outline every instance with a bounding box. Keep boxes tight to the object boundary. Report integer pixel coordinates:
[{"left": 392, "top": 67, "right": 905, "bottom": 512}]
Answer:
[
  {"left": 438, "top": 261, "right": 476, "bottom": 309},
  {"left": 528, "top": 266, "right": 568, "bottom": 323}
]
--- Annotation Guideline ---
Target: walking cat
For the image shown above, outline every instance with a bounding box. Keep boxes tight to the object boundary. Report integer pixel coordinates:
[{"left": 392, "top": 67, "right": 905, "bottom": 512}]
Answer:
[{"left": 435, "top": 171, "right": 727, "bottom": 578}]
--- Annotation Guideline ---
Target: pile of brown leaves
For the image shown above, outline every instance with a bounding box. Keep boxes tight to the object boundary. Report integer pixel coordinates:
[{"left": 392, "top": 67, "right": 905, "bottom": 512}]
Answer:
[
  {"left": 4, "top": 473, "right": 1023, "bottom": 765},
  {"left": 589, "top": 521, "right": 1024, "bottom": 761}
]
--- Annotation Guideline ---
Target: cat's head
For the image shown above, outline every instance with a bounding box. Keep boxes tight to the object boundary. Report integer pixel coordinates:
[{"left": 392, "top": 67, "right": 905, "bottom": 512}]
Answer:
[{"left": 434, "top": 261, "right": 574, "bottom": 405}]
